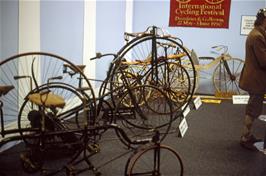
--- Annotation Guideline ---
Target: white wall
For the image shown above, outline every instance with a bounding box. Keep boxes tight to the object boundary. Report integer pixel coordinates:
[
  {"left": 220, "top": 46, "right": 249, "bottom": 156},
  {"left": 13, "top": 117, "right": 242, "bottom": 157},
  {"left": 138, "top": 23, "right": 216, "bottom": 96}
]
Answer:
[
  {"left": 0, "top": 0, "right": 18, "bottom": 60},
  {"left": 40, "top": 1, "right": 84, "bottom": 63},
  {"left": 0, "top": 2, "right": 2, "bottom": 60},
  {"left": 95, "top": 1, "right": 126, "bottom": 81}
]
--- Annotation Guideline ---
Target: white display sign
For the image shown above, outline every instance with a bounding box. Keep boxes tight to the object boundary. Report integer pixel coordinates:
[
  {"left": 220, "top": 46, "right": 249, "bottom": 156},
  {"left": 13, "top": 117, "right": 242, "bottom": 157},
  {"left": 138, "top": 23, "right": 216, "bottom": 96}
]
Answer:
[
  {"left": 258, "top": 115, "right": 266, "bottom": 122},
  {"left": 193, "top": 96, "right": 202, "bottom": 109},
  {"left": 233, "top": 95, "right": 266, "bottom": 104},
  {"left": 178, "top": 117, "right": 188, "bottom": 138},
  {"left": 232, "top": 95, "right": 249, "bottom": 104},
  {"left": 240, "top": 15, "right": 256, "bottom": 35},
  {"left": 182, "top": 104, "right": 190, "bottom": 117}
]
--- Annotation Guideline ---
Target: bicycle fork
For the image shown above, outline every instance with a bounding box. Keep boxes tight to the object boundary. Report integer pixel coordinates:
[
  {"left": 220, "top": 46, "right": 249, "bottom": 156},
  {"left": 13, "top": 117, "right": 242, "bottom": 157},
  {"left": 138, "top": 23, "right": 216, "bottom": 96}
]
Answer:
[
  {"left": 153, "top": 143, "right": 161, "bottom": 175},
  {"left": 221, "top": 56, "right": 235, "bottom": 81}
]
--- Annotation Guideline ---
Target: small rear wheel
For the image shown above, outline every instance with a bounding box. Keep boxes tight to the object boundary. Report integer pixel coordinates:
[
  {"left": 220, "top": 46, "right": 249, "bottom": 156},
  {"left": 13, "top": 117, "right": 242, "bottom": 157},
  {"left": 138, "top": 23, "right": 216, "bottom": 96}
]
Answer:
[
  {"left": 213, "top": 57, "right": 245, "bottom": 95},
  {"left": 125, "top": 144, "right": 184, "bottom": 176}
]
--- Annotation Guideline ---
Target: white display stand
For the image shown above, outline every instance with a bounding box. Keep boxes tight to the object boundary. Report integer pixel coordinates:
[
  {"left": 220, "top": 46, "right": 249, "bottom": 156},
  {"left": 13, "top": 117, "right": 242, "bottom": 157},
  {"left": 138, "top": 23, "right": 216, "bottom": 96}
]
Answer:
[
  {"left": 232, "top": 95, "right": 249, "bottom": 104},
  {"left": 182, "top": 104, "right": 190, "bottom": 117},
  {"left": 178, "top": 117, "right": 188, "bottom": 138},
  {"left": 193, "top": 96, "right": 202, "bottom": 109}
]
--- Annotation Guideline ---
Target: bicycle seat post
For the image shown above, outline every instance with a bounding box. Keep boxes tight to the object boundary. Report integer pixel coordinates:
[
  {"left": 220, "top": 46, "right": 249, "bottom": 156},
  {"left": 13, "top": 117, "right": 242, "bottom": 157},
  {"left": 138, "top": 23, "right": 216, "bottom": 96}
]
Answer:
[{"left": 152, "top": 130, "right": 160, "bottom": 144}]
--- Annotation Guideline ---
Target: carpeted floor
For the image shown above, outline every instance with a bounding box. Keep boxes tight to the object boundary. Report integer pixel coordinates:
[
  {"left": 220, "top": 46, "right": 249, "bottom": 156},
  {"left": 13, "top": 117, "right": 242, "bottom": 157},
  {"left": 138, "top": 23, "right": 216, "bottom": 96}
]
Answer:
[{"left": 1, "top": 100, "right": 266, "bottom": 176}]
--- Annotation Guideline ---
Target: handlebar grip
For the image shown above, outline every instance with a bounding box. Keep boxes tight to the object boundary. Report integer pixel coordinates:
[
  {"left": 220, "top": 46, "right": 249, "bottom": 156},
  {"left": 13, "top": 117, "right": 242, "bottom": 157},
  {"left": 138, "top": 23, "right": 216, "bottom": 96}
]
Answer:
[
  {"left": 49, "top": 76, "right": 63, "bottom": 80},
  {"left": 90, "top": 53, "right": 117, "bottom": 60},
  {"left": 14, "top": 75, "right": 29, "bottom": 80},
  {"left": 90, "top": 52, "right": 102, "bottom": 60},
  {"left": 163, "top": 34, "right": 177, "bottom": 39},
  {"left": 125, "top": 32, "right": 147, "bottom": 38}
]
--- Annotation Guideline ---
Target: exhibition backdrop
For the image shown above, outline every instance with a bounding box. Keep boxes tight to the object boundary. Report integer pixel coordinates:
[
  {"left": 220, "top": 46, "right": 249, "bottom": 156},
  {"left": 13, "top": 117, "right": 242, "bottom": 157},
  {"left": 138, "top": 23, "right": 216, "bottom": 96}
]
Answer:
[
  {"left": 169, "top": 0, "right": 231, "bottom": 28},
  {"left": 0, "top": 0, "right": 265, "bottom": 94}
]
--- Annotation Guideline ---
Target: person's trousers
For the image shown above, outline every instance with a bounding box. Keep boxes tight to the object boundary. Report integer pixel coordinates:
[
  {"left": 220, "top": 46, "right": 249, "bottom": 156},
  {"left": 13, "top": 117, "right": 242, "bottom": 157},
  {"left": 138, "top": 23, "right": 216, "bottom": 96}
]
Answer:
[
  {"left": 246, "top": 93, "right": 264, "bottom": 118},
  {"left": 242, "top": 93, "right": 264, "bottom": 139}
]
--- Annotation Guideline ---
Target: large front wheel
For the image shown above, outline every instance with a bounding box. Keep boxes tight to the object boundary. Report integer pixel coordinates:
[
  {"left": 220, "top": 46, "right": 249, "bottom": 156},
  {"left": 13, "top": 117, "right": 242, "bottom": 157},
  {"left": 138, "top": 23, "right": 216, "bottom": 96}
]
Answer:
[{"left": 125, "top": 144, "right": 184, "bottom": 176}]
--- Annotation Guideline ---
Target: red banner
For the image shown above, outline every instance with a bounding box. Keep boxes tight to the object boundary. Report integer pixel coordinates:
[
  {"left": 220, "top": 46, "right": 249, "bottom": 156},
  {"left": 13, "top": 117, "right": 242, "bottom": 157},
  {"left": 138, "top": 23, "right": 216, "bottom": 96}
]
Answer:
[{"left": 169, "top": 0, "right": 231, "bottom": 28}]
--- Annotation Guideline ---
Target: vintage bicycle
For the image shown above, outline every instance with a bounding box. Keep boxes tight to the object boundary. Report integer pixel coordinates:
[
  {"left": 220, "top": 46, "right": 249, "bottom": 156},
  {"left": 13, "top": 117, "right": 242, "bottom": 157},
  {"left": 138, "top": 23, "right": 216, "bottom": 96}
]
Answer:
[
  {"left": 0, "top": 26, "right": 194, "bottom": 175},
  {"left": 188, "top": 45, "right": 245, "bottom": 96},
  {"left": 63, "top": 53, "right": 177, "bottom": 148},
  {"left": 0, "top": 51, "right": 182, "bottom": 175},
  {"left": 0, "top": 52, "right": 96, "bottom": 173},
  {"left": 111, "top": 26, "right": 196, "bottom": 115}
]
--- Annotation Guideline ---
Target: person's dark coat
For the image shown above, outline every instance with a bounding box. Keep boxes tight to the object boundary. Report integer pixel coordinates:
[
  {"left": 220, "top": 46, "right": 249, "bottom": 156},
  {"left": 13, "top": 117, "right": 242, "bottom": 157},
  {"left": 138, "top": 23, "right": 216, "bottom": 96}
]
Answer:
[{"left": 239, "top": 26, "right": 266, "bottom": 93}]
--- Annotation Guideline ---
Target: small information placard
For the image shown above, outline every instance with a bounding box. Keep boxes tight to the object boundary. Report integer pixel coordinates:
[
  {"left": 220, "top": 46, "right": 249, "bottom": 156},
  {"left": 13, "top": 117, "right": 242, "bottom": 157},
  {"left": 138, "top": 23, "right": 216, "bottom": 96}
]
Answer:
[
  {"left": 193, "top": 96, "right": 202, "bottom": 109},
  {"left": 232, "top": 95, "right": 249, "bottom": 104},
  {"left": 178, "top": 117, "right": 188, "bottom": 138},
  {"left": 240, "top": 15, "right": 256, "bottom": 35},
  {"left": 182, "top": 104, "right": 190, "bottom": 117}
]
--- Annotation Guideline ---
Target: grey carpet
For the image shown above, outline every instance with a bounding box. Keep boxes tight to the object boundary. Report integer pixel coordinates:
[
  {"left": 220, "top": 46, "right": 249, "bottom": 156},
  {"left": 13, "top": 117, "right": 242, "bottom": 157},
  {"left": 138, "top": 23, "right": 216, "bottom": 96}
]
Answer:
[{"left": 1, "top": 100, "right": 266, "bottom": 176}]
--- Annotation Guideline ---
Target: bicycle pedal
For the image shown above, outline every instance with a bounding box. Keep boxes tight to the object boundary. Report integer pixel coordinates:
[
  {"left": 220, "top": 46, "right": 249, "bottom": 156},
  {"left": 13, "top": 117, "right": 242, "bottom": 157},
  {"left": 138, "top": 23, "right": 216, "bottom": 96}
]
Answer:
[
  {"left": 91, "top": 167, "right": 102, "bottom": 176},
  {"left": 20, "top": 153, "right": 36, "bottom": 169},
  {"left": 66, "top": 165, "right": 77, "bottom": 176},
  {"left": 94, "top": 171, "right": 102, "bottom": 176},
  {"left": 20, "top": 152, "right": 42, "bottom": 173},
  {"left": 88, "top": 144, "right": 100, "bottom": 153}
]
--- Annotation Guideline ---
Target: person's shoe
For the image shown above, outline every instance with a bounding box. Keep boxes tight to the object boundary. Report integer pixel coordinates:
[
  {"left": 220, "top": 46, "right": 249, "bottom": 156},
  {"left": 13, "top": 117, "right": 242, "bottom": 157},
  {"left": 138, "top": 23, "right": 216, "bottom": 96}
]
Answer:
[
  {"left": 240, "top": 135, "right": 262, "bottom": 151},
  {"left": 247, "top": 135, "right": 262, "bottom": 143}
]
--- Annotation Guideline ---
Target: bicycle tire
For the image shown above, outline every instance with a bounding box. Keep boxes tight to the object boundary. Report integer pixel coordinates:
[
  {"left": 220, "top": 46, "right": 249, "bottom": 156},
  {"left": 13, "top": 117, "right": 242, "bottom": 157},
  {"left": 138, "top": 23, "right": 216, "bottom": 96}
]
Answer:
[
  {"left": 212, "top": 57, "right": 245, "bottom": 95},
  {"left": 111, "top": 35, "right": 196, "bottom": 119},
  {"left": 0, "top": 52, "right": 96, "bottom": 137},
  {"left": 17, "top": 83, "right": 86, "bottom": 147},
  {"left": 113, "top": 85, "right": 173, "bottom": 148},
  {"left": 124, "top": 144, "right": 184, "bottom": 176},
  {"left": 144, "top": 61, "right": 191, "bottom": 114}
]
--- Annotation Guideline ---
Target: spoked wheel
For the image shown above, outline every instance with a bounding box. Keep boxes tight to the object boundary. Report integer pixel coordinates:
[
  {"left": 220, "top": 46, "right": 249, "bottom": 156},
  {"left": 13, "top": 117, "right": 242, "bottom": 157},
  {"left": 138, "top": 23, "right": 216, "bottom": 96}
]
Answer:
[
  {"left": 17, "top": 83, "right": 87, "bottom": 146},
  {"left": 95, "top": 98, "right": 114, "bottom": 127},
  {"left": 144, "top": 62, "right": 191, "bottom": 114},
  {"left": 0, "top": 52, "right": 96, "bottom": 136},
  {"left": 111, "top": 70, "right": 143, "bottom": 107},
  {"left": 18, "top": 83, "right": 89, "bottom": 174},
  {"left": 113, "top": 85, "right": 173, "bottom": 148},
  {"left": 125, "top": 144, "right": 184, "bottom": 176},
  {"left": 113, "top": 35, "right": 196, "bottom": 117},
  {"left": 212, "top": 57, "right": 245, "bottom": 95},
  {"left": 0, "top": 52, "right": 95, "bottom": 174}
]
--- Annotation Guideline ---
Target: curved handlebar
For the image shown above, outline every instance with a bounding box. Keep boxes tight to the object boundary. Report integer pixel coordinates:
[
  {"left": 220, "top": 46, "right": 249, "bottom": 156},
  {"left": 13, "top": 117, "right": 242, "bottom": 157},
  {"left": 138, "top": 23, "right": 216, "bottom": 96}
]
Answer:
[
  {"left": 124, "top": 26, "right": 183, "bottom": 45},
  {"left": 124, "top": 32, "right": 149, "bottom": 38},
  {"left": 211, "top": 45, "right": 228, "bottom": 54},
  {"left": 90, "top": 53, "right": 117, "bottom": 60},
  {"left": 48, "top": 76, "right": 63, "bottom": 81}
]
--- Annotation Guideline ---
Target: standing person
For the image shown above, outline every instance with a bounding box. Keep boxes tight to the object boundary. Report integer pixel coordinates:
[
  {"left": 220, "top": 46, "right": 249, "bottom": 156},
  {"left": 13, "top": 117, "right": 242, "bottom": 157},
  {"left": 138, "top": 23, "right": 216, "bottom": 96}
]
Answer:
[{"left": 239, "top": 8, "right": 266, "bottom": 151}]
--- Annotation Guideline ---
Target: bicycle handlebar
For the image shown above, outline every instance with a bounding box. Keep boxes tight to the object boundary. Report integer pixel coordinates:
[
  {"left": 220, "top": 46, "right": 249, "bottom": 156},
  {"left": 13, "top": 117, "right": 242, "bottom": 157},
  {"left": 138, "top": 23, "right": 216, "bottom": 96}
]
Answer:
[
  {"left": 124, "top": 32, "right": 148, "bottom": 38},
  {"left": 124, "top": 31, "right": 180, "bottom": 41},
  {"left": 48, "top": 76, "right": 63, "bottom": 81},
  {"left": 211, "top": 45, "right": 228, "bottom": 54},
  {"left": 13, "top": 75, "right": 31, "bottom": 80},
  {"left": 90, "top": 53, "right": 117, "bottom": 60}
]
